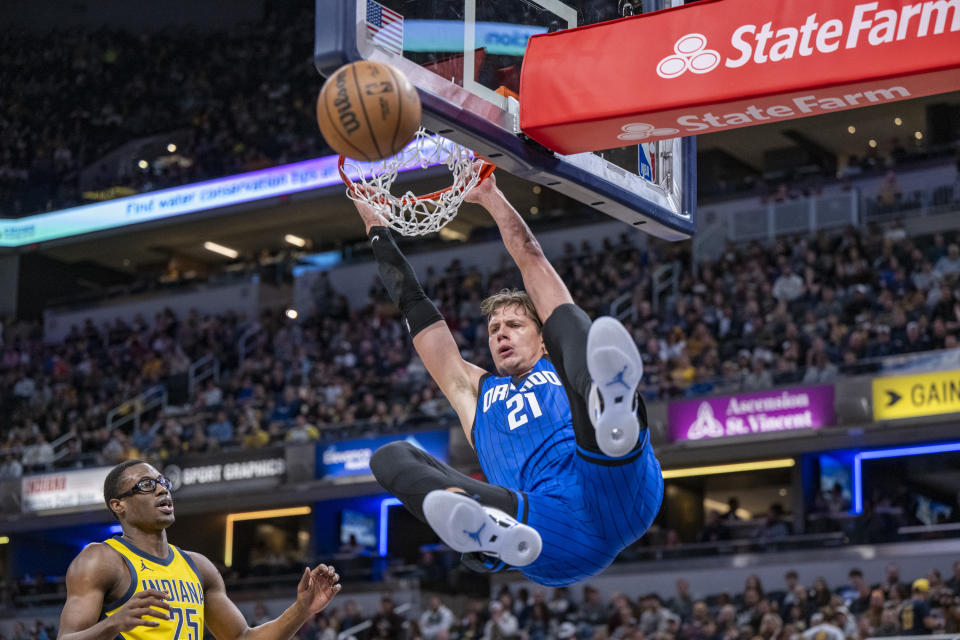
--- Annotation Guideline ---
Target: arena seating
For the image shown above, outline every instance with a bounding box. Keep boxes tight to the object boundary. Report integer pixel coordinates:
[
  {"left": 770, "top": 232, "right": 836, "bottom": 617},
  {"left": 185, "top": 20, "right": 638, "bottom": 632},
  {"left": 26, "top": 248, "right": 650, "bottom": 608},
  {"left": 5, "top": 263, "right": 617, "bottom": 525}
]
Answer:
[
  {"left": 1, "top": 0, "right": 955, "bottom": 217},
  {"left": 0, "top": 1, "right": 633, "bottom": 218},
  {"left": 3, "top": 2, "right": 959, "bottom": 639},
  {"left": 1, "top": 222, "right": 958, "bottom": 475},
  {"left": 6, "top": 559, "right": 960, "bottom": 639}
]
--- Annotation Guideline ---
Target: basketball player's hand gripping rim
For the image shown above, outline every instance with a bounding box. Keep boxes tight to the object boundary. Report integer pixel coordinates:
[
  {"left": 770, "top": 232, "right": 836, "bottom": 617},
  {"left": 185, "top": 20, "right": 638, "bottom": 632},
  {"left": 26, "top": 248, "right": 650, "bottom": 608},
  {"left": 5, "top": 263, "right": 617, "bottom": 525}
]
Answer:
[
  {"left": 295, "top": 564, "right": 341, "bottom": 615},
  {"left": 463, "top": 162, "right": 500, "bottom": 208},
  {"left": 350, "top": 187, "right": 387, "bottom": 234}
]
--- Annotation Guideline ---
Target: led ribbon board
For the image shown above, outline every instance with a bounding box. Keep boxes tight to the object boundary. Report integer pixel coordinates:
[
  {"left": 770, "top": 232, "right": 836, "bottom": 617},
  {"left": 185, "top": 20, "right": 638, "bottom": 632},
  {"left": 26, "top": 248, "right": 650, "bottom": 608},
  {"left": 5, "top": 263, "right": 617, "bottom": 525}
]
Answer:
[{"left": 0, "top": 143, "right": 448, "bottom": 248}]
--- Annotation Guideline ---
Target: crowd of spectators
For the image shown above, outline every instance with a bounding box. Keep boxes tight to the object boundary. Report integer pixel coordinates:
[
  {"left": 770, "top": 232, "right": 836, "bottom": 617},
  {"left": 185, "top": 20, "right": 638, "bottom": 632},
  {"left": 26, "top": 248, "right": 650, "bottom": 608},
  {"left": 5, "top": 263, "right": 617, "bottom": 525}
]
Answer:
[
  {"left": 0, "top": 300, "right": 456, "bottom": 477},
  {"left": 423, "top": 561, "right": 960, "bottom": 640},
  {"left": 635, "top": 226, "right": 960, "bottom": 398},
  {"left": 4, "top": 3, "right": 960, "bottom": 638},
  {"left": 0, "top": 620, "right": 56, "bottom": 640},
  {"left": 283, "top": 561, "right": 960, "bottom": 639},
  {"left": 704, "top": 139, "right": 960, "bottom": 205},
  {"left": 0, "top": 4, "right": 326, "bottom": 216},
  {"left": 7, "top": 539, "right": 960, "bottom": 638},
  {"left": 0, "top": 0, "right": 640, "bottom": 217},
  {"left": 0, "top": 222, "right": 959, "bottom": 477},
  {"left": 16, "top": 560, "right": 949, "bottom": 640},
  {"left": 7, "top": 560, "right": 960, "bottom": 638},
  {"left": 3, "top": 0, "right": 956, "bottom": 217}
]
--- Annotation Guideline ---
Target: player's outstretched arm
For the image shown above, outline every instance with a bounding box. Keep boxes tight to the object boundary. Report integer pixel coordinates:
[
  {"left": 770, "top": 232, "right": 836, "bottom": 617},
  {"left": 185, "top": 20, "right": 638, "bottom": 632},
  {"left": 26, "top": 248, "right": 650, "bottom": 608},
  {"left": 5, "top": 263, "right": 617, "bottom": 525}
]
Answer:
[
  {"left": 192, "top": 552, "right": 341, "bottom": 640},
  {"left": 351, "top": 198, "right": 486, "bottom": 441},
  {"left": 465, "top": 171, "right": 573, "bottom": 323},
  {"left": 58, "top": 544, "right": 172, "bottom": 640}
]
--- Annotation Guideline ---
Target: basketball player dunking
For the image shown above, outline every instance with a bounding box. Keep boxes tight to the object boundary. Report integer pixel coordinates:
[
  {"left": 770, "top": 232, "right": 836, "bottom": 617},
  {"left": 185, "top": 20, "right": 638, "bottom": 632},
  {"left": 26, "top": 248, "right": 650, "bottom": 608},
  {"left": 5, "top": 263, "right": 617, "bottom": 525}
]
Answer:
[
  {"left": 57, "top": 460, "right": 341, "bottom": 640},
  {"left": 356, "top": 171, "right": 664, "bottom": 586}
]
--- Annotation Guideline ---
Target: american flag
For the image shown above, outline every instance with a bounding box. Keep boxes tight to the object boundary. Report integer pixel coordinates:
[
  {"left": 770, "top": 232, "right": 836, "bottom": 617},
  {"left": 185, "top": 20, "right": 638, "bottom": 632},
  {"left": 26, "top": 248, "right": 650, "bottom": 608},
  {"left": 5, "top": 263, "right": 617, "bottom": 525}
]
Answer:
[{"left": 365, "top": 0, "right": 404, "bottom": 55}]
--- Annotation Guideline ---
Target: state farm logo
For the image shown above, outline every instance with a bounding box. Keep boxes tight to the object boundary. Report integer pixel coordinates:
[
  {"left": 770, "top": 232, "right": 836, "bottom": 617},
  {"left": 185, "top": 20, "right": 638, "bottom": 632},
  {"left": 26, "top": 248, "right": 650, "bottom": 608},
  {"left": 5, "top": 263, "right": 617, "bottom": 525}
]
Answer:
[
  {"left": 656, "top": 33, "right": 721, "bottom": 79},
  {"left": 654, "top": 3, "right": 960, "bottom": 80},
  {"left": 617, "top": 122, "right": 679, "bottom": 141}
]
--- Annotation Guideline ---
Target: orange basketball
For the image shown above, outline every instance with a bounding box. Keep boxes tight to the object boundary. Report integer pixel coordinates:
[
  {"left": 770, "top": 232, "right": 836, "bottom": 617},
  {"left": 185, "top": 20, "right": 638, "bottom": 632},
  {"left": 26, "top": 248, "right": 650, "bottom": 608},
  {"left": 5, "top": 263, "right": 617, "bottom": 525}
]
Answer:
[{"left": 316, "top": 60, "right": 422, "bottom": 162}]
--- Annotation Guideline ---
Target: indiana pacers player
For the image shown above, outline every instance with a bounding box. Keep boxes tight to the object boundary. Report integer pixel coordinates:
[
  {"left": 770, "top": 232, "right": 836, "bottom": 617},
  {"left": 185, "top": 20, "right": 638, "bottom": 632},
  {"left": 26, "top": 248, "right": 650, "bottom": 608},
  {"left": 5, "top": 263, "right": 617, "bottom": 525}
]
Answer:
[
  {"left": 355, "top": 171, "right": 664, "bottom": 587},
  {"left": 57, "top": 460, "right": 341, "bottom": 640}
]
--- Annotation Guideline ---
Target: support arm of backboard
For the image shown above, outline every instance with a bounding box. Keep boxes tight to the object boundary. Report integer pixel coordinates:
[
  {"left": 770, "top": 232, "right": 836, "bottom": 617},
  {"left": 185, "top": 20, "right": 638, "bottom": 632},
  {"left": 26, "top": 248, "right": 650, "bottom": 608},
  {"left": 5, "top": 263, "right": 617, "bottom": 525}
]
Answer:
[{"left": 314, "top": 0, "right": 696, "bottom": 241}]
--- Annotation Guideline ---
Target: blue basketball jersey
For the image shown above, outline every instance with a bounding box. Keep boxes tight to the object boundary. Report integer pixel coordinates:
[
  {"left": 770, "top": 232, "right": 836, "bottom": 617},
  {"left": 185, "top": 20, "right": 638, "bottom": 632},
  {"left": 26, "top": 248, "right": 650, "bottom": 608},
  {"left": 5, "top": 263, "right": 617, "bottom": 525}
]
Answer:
[
  {"left": 472, "top": 358, "right": 576, "bottom": 495},
  {"left": 471, "top": 356, "right": 664, "bottom": 586}
]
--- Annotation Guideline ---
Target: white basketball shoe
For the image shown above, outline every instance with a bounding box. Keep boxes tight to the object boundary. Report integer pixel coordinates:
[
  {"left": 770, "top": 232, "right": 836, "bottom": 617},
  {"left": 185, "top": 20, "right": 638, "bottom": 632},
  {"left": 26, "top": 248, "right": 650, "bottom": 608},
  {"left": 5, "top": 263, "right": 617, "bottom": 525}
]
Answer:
[
  {"left": 422, "top": 490, "right": 542, "bottom": 567},
  {"left": 586, "top": 316, "right": 643, "bottom": 457}
]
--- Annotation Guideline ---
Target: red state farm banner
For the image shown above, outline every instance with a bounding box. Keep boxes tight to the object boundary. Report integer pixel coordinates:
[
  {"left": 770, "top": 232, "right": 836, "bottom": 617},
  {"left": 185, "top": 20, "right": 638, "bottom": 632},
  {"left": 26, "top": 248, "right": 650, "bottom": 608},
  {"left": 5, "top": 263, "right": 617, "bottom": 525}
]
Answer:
[{"left": 519, "top": 0, "right": 960, "bottom": 154}]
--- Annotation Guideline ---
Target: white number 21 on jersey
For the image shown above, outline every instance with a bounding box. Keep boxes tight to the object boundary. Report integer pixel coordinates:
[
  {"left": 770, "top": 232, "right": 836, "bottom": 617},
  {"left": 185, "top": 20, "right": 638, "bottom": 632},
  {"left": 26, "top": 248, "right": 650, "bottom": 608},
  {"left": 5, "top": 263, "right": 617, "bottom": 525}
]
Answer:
[{"left": 506, "top": 392, "right": 543, "bottom": 430}]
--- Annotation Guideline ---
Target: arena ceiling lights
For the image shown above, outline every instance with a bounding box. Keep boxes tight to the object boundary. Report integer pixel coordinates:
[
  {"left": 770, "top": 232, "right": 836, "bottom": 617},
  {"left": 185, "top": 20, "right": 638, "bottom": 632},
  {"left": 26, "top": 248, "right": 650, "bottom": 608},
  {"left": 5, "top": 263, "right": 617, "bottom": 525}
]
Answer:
[
  {"left": 284, "top": 234, "right": 308, "bottom": 247},
  {"left": 203, "top": 241, "right": 239, "bottom": 259}
]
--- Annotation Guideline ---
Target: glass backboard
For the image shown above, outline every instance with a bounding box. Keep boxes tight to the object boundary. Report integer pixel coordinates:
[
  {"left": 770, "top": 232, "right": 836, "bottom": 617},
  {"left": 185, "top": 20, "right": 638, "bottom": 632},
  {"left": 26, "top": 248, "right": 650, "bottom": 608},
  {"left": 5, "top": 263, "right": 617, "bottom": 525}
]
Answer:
[{"left": 315, "top": 0, "right": 696, "bottom": 240}]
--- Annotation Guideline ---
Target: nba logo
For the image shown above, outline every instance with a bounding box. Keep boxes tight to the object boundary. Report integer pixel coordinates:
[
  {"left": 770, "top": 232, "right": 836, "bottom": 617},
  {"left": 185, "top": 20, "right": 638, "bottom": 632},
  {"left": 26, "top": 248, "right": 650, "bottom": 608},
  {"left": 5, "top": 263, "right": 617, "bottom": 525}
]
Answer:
[{"left": 638, "top": 143, "right": 654, "bottom": 182}]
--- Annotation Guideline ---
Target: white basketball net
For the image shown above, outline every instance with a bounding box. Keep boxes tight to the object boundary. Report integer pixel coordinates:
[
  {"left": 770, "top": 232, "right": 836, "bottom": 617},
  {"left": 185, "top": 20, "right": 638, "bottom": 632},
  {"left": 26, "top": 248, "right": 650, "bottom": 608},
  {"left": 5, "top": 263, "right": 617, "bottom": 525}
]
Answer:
[{"left": 340, "top": 128, "right": 489, "bottom": 237}]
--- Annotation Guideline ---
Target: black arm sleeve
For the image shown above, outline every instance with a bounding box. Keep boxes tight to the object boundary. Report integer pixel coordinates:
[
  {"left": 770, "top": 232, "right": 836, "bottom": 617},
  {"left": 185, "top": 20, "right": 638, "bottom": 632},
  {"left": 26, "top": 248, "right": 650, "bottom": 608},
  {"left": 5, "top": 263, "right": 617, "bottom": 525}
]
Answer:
[{"left": 368, "top": 226, "right": 443, "bottom": 337}]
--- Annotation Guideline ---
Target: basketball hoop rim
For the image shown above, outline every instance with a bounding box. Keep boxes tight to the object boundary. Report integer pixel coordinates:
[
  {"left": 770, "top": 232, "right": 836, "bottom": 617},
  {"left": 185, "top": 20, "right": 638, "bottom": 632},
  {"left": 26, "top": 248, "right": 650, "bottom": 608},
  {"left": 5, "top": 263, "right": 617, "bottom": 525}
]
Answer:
[{"left": 338, "top": 154, "right": 497, "bottom": 204}]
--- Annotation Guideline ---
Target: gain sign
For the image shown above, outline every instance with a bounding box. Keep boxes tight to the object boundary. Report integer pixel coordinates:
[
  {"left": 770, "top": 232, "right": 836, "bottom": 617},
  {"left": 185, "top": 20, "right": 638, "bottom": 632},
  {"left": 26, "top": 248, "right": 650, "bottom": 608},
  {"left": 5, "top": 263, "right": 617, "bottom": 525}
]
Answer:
[{"left": 873, "top": 369, "right": 960, "bottom": 421}]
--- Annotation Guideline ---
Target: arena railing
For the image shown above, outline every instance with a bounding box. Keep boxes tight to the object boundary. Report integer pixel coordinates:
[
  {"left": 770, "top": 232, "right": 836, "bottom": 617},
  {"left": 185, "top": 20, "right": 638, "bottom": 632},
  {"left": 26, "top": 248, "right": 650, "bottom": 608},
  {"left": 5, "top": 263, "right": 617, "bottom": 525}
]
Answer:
[
  {"left": 188, "top": 355, "right": 221, "bottom": 398},
  {"left": 695, "top": 164, "right": 960, "bottom": 263},
  {"left": 52, "top": 385, "right": 168, "bottom": 462},
  {"left": 105, "top": 385, "right": 168, "bottom": 434},
  {"left": 237, "top": 322, "right": 264, "bottom": 365},
  {"left": 865, "top": 633, "right": 960, "bottom": 640},
  {"left": 652, "top": 262, "right": 679, "bottom": 313},
  {"left": 862, "top": 182, "right": 960, "bottom": 222},
  {"left": 897, "top": 522, "right": 960, "bottom": 536},
  {"left": 337, "top": 602, "right": 411, "bottom": 640},
  {"left": 608, "top": 261, "right": 680, "bottom": 319},
  {"left": 694, "top": 189, "right": 860, "bottom": 262},
  {"left": 614, "top": 531, "right": 848, "bottom": 562},
  {"left": 690, "top": 211, "right": 728, "bottom": 268}
]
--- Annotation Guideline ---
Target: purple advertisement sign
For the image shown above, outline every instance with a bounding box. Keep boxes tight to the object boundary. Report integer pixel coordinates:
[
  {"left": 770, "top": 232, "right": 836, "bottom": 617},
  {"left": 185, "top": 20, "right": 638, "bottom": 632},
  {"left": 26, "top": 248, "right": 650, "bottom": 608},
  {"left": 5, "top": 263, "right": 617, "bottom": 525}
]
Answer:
[{"left": 667, "top": 385, "right": 835, "bottom": 443}]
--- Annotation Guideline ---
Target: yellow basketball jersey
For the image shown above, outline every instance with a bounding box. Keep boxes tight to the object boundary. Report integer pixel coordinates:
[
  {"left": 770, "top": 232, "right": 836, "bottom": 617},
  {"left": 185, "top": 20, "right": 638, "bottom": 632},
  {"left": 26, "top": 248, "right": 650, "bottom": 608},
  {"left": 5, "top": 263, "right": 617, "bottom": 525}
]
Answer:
[{"left": 101, "top": 536, "right": 205, "bottom": 640}]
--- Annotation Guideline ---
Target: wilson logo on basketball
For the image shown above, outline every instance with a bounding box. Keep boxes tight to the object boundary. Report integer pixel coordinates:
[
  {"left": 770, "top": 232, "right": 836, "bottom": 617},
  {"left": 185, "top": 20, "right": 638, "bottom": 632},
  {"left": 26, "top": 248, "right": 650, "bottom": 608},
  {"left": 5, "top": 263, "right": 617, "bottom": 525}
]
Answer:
[
  {"left": 656, "top": 34, "right": 721, "bottom": 79},
  {"left": 333, "top": 71, "right": 361, "bottom": 135}
]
